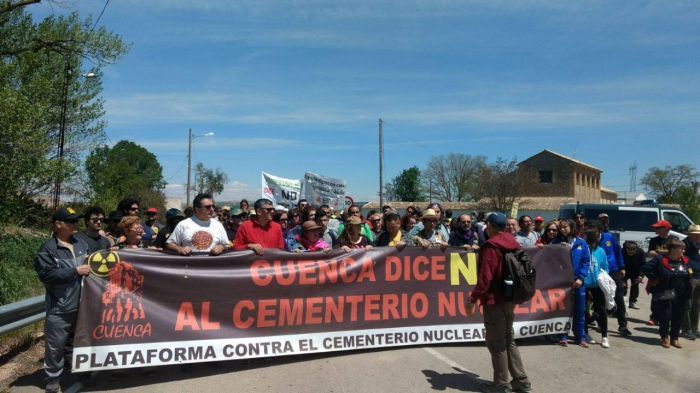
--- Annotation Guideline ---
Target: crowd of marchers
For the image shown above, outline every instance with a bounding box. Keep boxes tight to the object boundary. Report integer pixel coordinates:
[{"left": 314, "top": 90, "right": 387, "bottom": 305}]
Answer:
[{"left": 34, "top": 193, "right": 700, "bottom": 393}]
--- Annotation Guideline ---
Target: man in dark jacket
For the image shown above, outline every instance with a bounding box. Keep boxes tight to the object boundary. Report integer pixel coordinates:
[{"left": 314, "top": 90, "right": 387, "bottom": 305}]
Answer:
[
  {"left": 34, "top": 207, "right": 91, "bottom": 392},
  {"left": 466, "top": 213, "right": 531, "bottom": 393}
]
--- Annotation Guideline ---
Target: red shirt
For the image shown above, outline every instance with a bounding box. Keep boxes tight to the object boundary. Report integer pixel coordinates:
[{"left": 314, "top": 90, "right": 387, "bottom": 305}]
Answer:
[{"left": 233, "top": 219, "right": 284, "bottom": 251}]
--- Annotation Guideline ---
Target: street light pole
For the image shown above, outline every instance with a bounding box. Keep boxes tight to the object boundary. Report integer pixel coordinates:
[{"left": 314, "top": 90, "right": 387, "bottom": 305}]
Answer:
[
  {"left": 186, "top": 128, "right": 192, "bottom": 207},
  {"left": 52, "top": 60, "right": 71, "bottom": 209},
  {"left": 185, "top": 130, "right": 214, "bottom": 208}
]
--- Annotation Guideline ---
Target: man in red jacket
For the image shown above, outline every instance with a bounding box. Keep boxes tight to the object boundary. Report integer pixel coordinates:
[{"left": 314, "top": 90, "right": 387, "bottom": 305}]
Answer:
[
  {"left": 466, "top": 212, "right": 531, "bottom": 393},
  {"left": 233, "top": 198, "right": 284, "bottom": 255}
]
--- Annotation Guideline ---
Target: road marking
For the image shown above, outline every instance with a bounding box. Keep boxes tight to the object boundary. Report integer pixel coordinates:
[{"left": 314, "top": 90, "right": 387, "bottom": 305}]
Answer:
[{"left": 422, "top": 347, "right": 472, "bottom": 373}]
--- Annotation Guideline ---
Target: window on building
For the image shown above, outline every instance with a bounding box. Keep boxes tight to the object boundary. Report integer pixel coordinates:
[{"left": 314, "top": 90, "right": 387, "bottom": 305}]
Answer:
[{"left": 539, "top": 170, "right": 553, "bottom": 183}]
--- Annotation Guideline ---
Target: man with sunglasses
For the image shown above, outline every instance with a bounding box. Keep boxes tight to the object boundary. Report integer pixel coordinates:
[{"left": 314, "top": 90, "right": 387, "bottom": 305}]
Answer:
[
  {"left": 233, "top": 198, "right": 284, "bottom": 255},
  {"left": 117, "top": 197, "right": 154, "bottom": 247},
  {"left": 449, "top": 214, "right": 480, "bottom": 251},
  {"left": 75, "top": 206, "right": 112, "bottom": 253},
  {"left": 166, "top": 193, "right": 230, "bottom": 256},
  {"left": 34, "top": 207, "right": 91, "bottom": 393}
]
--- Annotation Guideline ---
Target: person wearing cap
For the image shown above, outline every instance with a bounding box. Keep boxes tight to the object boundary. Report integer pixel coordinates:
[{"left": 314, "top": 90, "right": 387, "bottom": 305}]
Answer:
[
  {"left": 144, "top": 207, "right": 165, "bottom": 237},
  {"left": 465, "top": 212, "right": 531, "bottom": 393},
  {"left": 647, "top": 220, "right": 679, "bottom": 258},
  {"left": 533, "top": 216, "right": 545, "bottom": 236},
  {"left": 597, "top": 213, "right": 632, "bottom": 336},
  {"left": 34, "top": 207, "right": 91, "bottom": 393},
  {"left": 233, "top": 198, "right": 284, "bottom": 255},
  {"left": 335, "top": 216, "right": 372, "bottom": 251},
  {"left": 225, "top": 207, "right": 247, "bottom": 242},
  {"left": 288, "top": 220, "right": 330, "bottom": 252},
  {"left": 153, "top": 208, "right": 186, "bottom": 249},
  {"left": 409, "top": 209, "right": 448, "bottom": 249},
  {"left": 75, "top": 206, "right": 112, "bottom": 253},
  {"left": 681, "top": 224, "right": 700, "bottom": 339},
  {"left": 552, "top": 218, "right": 591, "bottom": 347},
  {"left": 642, "top": 238, "right": 693, "bottom": 348},
  {"left": 166, "top": 193, "right": 230, "bottom": 256}
]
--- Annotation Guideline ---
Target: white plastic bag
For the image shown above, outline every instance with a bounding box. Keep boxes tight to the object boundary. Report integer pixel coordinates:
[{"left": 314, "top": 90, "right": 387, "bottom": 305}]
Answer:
[{"left": 597, "top": 270, "right": 617, "bottom": 310}]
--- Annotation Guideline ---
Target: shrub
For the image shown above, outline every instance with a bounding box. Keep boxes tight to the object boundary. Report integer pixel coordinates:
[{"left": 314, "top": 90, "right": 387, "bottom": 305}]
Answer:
[{"left": 0, "top": 226, "right": 48, "bottom": 305}]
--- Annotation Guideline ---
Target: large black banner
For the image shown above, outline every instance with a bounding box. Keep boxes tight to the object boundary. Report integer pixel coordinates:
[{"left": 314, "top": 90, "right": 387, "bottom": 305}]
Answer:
[{"left": 73, "top": 245, "right": 573, "bottom": 371}]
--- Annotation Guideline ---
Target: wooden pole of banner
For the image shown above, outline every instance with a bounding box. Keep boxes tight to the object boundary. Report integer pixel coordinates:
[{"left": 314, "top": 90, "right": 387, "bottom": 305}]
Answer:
[{"left": 379, "top": 118, "right": 384, "bottom": 208}]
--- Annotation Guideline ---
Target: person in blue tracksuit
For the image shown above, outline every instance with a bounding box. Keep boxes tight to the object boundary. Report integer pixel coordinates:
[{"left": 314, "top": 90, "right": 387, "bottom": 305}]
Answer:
[
  {"left": 584, "top": 228, "right": 611, "bottom": 348},
  {"left": 552, "top": 219, "right": 591, "bottom": 347},
  {"left": 597, "top": 214, "right": 632, "bottom": 336}
]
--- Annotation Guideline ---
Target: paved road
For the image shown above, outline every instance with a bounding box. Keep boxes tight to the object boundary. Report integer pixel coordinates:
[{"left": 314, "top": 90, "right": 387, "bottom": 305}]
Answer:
[{"left": 9, "top": 290, "right": 699, "bottom": 393}]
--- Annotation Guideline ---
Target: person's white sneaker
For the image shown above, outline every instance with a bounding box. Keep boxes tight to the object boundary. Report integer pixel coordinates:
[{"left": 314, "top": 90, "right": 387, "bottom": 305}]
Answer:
[{"left": 601, "top": 337, "right": 610, "bottom": 348}]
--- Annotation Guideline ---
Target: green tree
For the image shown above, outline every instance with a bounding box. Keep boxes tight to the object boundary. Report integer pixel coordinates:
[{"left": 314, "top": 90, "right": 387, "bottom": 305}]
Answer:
[
  {"left": 84, "top": 141, "right": 166, "bottom": 210},
  {"left": 0, "top": 5, "right": 129, "bottom": 224},
  {"left": 641, "top": 164, "right": 699, "bottom": 203},
  {"left": 386, "top": 166, "right": 424, "bottom": 202},
  {"left": 675, "top": 183, "right": 700, "bottom": 223},
  {"left": 194, "top": 163, "right": 229, "bottom": 196},
  {"left": 422, "top": 154, "right": 486, "bottom": 202}
]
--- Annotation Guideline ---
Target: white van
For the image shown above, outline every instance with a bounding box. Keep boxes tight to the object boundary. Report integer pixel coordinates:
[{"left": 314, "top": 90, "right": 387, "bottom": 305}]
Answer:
[{"left": 558, "top": 202, "right": 694, "bottom": 251}]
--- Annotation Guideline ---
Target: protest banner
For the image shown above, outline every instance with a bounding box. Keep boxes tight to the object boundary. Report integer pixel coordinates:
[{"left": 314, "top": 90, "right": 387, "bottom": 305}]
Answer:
[
  {"left": 261, "top": 172, "right": 302, "bottom": 207},
  {"left": 302, "top": 172, "right": 346, "bottom": 210},
  {"left": 72, "top": 246, "right": 573, "bottom": 372}
]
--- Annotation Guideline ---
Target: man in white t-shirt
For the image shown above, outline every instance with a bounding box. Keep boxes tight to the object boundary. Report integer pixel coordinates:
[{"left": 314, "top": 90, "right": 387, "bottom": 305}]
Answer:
[{"left": 166, "top": 193, "right": 229, "bottom": 256}]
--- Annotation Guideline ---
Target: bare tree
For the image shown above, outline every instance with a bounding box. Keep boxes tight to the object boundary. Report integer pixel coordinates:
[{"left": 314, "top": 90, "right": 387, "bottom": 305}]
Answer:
[
  {"left": 422, "top": 154, "right": 486, "bottom": 202},
  {"left": 475, "top": 157, "right": 530, "bottom": 211}
]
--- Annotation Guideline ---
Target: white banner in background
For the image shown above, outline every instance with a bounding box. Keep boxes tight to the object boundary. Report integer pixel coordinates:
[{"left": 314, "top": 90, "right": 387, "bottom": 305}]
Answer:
[
  {"left": 303, "top": 172, "right": 346, "bottom": 210},
  {"left": 261, "top": 172, "right": 301, "bottom": 207}
]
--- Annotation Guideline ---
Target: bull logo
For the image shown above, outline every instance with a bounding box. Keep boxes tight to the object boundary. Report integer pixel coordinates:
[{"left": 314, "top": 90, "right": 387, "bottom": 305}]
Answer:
[
  {"left": 88, "top": 250, "right": 119, "bottom": 276},
  {"left": 101, "top": 261, "right": 146, "bottom": 324}
]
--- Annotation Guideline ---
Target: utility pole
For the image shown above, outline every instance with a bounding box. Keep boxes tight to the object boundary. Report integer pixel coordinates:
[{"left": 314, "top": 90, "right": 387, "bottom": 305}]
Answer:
[
  {"left": 186, "top": 128, "right": 192, "bottom": 208},
  {"left": 429, "top": 178, "right": 433, "bottom": 204},
  {"left": 52, "top": 60, "right": 71, "bottom": 209},
  {"left": 379, "top": 118, "right": 384, "bottom": 208}
]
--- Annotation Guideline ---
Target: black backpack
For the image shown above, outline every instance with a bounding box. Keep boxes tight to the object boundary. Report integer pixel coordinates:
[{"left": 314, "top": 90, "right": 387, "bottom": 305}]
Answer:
[{"left": 502, "top": 249, "right": 537, "bottom": 304}]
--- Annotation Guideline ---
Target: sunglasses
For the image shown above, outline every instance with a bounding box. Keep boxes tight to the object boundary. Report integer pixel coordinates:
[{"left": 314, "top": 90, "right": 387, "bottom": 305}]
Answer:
[
  {"left": 260, "top": 208, "right": 275, "bottom": 213},
  {"left": 199, "top": 204, "right": 215, "bottom": 210},
  {"left": 129, "top": 207, "right": 139, "bottom": 212},
  {"left": 89, "top": 218, "right": 104, "bottom": 223}
]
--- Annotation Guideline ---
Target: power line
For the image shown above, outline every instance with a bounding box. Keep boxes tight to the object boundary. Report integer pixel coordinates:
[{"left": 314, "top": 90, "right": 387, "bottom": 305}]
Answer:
[
  {"left": 91, "top": 0, "right": 111, "bottom": 32},
  {"left": 383, "top": 121, "right": 439, "bottom": 156}
]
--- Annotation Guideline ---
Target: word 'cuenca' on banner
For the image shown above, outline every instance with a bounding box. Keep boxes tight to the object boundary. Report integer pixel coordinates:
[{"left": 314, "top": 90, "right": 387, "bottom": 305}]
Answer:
[{"left": 72, "top": 246, "right": 574, "bottom": 371}]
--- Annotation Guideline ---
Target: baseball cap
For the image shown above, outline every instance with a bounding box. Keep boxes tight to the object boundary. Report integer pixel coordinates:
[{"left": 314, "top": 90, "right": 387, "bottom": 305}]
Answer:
[
  {"left": 486, "top": 212, "right": 507, "bottom": 230},
  {"left": 535, "top": 216, "right": 544, "bottom": 222},
  {"left": 165, "top": 208, "right": 185, "bottom": 220},
  {"left": 597, "top": 213, "right": 609, "bottom": 219},
  {"left": 52, "top": 207, "right": 82, "bottom": 223},
  {"left": 146, "top": 207, "right": 159, "bottom": 214},
  {"left": 651, "top": 220, "right": 672, "bottom": 229}
]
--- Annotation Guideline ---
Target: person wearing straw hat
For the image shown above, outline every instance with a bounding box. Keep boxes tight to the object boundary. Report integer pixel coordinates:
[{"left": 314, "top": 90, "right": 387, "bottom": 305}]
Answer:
[
  {"left": 335, "top": 216, "right": 372, "bottom": 252},
  {"left": 409, "top": 208, "right": 448, "bottom": 249}
]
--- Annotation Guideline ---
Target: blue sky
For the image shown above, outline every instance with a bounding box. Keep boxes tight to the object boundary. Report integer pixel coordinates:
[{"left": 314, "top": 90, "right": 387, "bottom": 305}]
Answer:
[{"left": 30, "top": 1, "right": 700, "bottom": 202}]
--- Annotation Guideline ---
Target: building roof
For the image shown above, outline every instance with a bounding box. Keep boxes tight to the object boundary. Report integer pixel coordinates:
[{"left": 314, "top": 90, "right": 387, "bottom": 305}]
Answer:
[{"left": 519, "top": 149, "right": 602, "bottom": 172}]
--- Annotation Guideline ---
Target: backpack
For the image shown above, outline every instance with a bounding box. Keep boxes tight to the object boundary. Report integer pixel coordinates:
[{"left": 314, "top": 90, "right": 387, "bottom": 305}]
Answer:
[{"left": 502, "top": 249, "right": 537, "bottom": 304}]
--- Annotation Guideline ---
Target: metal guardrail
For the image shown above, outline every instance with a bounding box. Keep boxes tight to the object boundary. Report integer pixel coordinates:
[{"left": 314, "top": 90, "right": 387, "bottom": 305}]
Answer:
[{"left": 0, "top": 295, "right": 45, "bottom": 335}]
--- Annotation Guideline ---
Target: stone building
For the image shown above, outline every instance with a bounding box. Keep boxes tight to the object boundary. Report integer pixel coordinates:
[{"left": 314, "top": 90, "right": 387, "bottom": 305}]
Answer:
[{"left": 517, "top": 150, "right": 617, "bottom": 210}]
